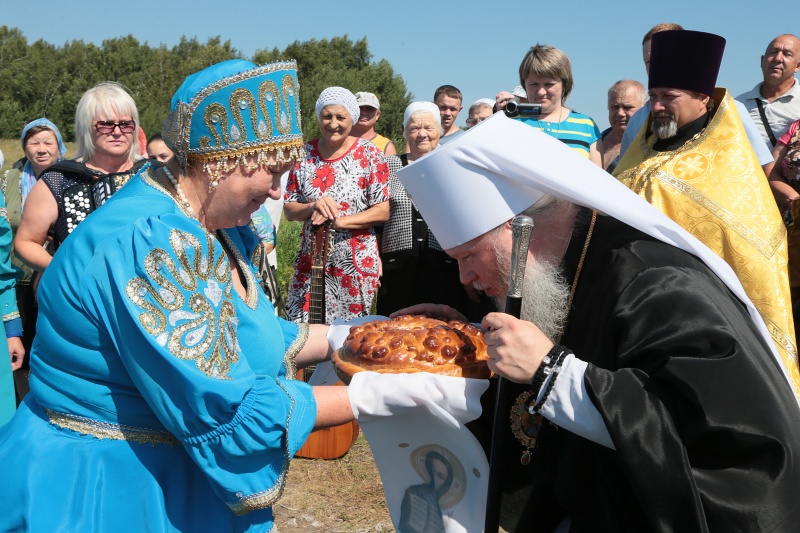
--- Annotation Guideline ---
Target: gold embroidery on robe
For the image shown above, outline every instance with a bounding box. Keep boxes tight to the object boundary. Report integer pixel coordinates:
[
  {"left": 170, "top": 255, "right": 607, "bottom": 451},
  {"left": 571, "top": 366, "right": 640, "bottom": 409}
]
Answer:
[
  {"left": 615, "top": 88, "right": 800, "bottom": 398},
  {"left": 126, "top": 229, "right": 240, "bottom": 379}
]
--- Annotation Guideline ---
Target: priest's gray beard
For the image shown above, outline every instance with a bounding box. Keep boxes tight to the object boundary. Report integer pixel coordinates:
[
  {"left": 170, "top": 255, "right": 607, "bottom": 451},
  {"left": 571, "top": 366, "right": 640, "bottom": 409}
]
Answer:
[
  {"left": 491, "top": 238, "right": 571, "bottom": 342},
  {"left": 651, "top": 114, "right": 678, "bottom": 139}
]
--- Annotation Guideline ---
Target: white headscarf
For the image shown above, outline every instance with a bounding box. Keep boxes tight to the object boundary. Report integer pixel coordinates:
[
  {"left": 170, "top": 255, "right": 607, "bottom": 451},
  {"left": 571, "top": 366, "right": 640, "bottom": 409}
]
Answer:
[
  {"left": 474, "top": 98, "right": 496, "bottom": 108},
  {"left": 403, "top": 101, "right": 441, "bottom": 131},
  {"left": 315, "top": 87, "right": 360, "bottom": 123}
]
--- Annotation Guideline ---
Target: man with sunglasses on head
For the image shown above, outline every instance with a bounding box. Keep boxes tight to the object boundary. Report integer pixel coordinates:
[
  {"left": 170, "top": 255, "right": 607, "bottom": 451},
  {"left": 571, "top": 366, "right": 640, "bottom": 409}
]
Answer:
[{"left": 15, "top": 82, "right": 150, "bottom": 272}]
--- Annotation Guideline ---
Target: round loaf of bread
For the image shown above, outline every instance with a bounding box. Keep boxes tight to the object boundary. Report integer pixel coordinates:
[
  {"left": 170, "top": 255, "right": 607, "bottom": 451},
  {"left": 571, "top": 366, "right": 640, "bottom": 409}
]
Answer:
[{"left": 332, "top": 315, "right": 491, "bottom": 383}]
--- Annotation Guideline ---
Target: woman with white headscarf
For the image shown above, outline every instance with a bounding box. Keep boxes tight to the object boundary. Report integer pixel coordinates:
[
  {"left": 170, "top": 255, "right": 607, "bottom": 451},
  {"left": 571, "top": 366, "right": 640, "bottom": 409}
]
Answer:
[
  {"left": 377, "top": 102, "right": 475, "bottom": 316},
  {"left": 284, "top": 87, "right": 390, "bottom": 322}
]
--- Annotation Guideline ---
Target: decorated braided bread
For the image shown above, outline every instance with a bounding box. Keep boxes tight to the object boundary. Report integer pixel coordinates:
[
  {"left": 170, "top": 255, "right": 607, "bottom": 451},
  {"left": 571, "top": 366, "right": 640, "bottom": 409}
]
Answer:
[{"left": 332, "top": 314, "right": 490, "bottom": 383}]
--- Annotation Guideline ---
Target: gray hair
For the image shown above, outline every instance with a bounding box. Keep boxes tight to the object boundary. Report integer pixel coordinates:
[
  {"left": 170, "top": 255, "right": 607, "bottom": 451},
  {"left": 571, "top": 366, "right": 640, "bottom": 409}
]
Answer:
[
  {"left": 520, "top": 194, "right": 566, "bottom": 220},
  {"left": 403, "top": 109, "right": 445, "bottom": 141},
  {"left": 607, "top": 80, "right": 647, "bottom": 106},
  {"left": 468, "top": 101, "right": 493, "bottom": 117},
  {"left": 75, "top": 82, "right": 142, "bottom": 162},
  {"left": 487, "top": 195, "right": 571, "bottom": 239}
]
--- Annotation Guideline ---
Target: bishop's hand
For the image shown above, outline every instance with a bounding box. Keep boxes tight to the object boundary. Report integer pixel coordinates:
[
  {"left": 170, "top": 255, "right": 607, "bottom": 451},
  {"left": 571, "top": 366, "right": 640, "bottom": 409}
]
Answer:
[{"left": 481, "top": 312, "right": 553, "bottom": 384}]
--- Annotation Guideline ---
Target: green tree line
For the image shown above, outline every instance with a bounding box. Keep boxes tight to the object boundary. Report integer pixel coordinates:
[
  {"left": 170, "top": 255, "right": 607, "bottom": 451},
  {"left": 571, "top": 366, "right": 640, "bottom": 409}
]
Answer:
[{"left": 0, "top": 27, "right": 411, "bottom": 148}]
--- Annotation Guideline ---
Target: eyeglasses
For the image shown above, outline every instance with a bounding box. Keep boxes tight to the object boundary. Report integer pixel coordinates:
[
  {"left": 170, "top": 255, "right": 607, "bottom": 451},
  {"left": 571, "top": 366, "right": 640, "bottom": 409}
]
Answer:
[
  {"left": 94, "top": 120, "right": 136, "bottom": 134},
  {"left": 466, "top": 117, "right": 489, "bottom": 126}
]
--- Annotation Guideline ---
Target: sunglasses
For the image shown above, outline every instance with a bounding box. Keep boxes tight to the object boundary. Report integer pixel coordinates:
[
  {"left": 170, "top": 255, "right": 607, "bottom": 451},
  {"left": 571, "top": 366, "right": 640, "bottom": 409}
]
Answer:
[{"left": 94, "top": 120, "right": 136, "bottom": 134}]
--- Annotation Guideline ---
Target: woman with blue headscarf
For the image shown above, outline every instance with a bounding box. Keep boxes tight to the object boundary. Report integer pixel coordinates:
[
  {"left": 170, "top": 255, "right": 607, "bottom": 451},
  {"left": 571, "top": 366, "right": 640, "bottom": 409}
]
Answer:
[
  {"left": 0, "top": 59, "right": 356, "bottom": 532},
  {"left": 0, "top": 118, "right": 66, "bottom": 400}
]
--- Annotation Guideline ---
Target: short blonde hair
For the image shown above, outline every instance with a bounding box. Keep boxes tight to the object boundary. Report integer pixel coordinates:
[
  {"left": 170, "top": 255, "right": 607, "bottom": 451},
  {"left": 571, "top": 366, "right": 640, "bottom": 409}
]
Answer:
[
  {"left": 518, "top": 45, "right": 574, "bottom": 103},
  {"left": 74, "top": 82, "right": 142, "bottom": 162}
]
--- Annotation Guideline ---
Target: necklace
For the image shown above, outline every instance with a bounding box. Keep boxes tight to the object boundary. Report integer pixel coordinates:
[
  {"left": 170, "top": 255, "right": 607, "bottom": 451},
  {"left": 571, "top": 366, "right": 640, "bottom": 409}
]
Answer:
[
  {"left": 162, "top": 166, "right": 195, "bottom": 216},
  {"left": 536, "top": 107, "right": 565, "bottom": 140},
  {"left": 510, "top": 210, "right": 597, "bottom": 465}
]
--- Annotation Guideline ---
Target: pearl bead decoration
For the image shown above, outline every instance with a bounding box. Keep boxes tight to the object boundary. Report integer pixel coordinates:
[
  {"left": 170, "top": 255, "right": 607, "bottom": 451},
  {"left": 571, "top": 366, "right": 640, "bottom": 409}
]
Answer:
[{"left": 162, "top": 166, "right": 195, "bottom": 216}]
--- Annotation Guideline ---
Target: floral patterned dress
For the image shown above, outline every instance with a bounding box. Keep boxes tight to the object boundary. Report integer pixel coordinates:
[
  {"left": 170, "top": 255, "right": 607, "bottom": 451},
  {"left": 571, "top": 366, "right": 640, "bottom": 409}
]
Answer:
[{"left": 285, "top": 138, "right": 389, "bottom": 323}]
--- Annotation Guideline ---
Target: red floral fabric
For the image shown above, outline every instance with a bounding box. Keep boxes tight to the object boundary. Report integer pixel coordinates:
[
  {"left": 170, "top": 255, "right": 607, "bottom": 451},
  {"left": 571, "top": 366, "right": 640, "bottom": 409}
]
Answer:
[{"left": 284, "top": 138, "right": 389, "bottom": 323}]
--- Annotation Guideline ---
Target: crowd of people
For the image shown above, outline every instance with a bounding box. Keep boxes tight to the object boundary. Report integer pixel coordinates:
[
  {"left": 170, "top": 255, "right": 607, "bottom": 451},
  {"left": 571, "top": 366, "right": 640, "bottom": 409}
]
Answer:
[{"left": 0, "top": 22, "right": 800, "bottom": 533}]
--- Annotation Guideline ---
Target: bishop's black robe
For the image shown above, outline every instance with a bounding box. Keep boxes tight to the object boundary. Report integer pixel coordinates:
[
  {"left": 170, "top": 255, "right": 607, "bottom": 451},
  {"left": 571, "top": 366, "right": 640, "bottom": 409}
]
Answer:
[{"left": 485, "top": 210, "right": 800, "bottom": 532}]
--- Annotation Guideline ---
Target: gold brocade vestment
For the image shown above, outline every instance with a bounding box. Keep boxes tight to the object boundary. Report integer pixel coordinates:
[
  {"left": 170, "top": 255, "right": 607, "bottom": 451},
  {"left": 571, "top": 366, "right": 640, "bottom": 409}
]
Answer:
[{"left": 614, "top": 88, "right": 800, "bottom": 398}]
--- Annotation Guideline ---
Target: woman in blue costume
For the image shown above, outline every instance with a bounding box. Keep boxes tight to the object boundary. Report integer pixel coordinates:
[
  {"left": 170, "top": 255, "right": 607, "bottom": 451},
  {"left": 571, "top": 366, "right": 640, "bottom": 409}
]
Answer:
[
  {"left": 0, "top": 60, "right": 355, "bottom": 532},
  {"left": 0, "top": 190, "right": 23, "bottom": 424}
]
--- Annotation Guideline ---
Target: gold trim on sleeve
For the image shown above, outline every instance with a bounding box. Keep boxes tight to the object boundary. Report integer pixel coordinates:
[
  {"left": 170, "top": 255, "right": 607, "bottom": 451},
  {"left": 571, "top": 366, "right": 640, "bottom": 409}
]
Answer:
[{"left": 284, "top": 323, "right": 309, "bottom": 378}]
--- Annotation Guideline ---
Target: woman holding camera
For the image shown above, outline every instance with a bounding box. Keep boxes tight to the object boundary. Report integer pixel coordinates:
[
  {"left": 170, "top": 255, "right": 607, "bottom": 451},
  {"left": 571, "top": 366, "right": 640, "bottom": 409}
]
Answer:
[{"left": 496, "top": 44, "right": 602, "bottom": 167}]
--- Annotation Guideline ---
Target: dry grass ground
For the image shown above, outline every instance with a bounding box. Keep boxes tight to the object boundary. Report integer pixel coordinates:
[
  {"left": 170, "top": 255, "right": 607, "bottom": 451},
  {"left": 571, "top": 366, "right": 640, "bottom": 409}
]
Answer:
[{"left": 274, "top": 434, "right": 395, "bottom": 532}]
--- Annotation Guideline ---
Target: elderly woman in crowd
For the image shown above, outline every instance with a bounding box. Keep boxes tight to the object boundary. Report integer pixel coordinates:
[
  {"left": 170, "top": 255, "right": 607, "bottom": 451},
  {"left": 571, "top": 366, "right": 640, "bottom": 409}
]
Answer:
[
  {"left": 0, "top": 59, "right": 355, "bottom": 532},
  {"left": 284, "top": 86, "right": 390, "bottom": 323},
  {"left": 377, "top": 102, "right": 473, "bottom": 316},
  {"left": 496, "top": 44, "right": 602, "bottom": 166},
  {"left": 0, "top": 118, "right": 67, "bottom": 398},
  {"left": 466, "top": 98, "right": 495, "bottom": 128},
  {"left": 14, "top": 82, "right": 149, "bottom": 272}
]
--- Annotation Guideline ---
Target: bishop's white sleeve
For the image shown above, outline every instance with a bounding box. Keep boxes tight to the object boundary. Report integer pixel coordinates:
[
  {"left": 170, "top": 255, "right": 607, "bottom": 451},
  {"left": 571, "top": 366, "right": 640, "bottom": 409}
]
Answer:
[{"left": 537, "top": 353, "right": 615, "bottom": 449}]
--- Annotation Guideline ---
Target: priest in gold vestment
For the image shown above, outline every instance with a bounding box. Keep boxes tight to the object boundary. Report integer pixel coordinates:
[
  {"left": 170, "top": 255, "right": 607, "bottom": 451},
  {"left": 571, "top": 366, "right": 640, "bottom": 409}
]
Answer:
[{"left": 615, "top": 30, "right": 800, "bottom": 397}]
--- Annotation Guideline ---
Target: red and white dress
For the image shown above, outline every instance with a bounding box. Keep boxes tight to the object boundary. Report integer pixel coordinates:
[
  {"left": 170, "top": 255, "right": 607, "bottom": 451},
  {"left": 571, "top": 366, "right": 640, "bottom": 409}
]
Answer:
[{"left": 284, "top": 138, "right": 389, "bottom": 323}]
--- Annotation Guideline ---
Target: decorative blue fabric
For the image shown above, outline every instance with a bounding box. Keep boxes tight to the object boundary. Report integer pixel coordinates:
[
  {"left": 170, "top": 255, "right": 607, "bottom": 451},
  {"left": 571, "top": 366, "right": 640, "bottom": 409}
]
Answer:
[
  {"left": 0, "top": 169, "right": 316, "bottom": 531},
  {"left": 250, "top": 204, "right": 276, "bottom": 246},
  {"left": 519, "top": 110, "right": 601, "bottom": 158},
  {"left": 164, "top": 59, "right": 304, "bottom": 165},
  {"left": 0, "top": 191, "right": 18, "bottom": 425}
]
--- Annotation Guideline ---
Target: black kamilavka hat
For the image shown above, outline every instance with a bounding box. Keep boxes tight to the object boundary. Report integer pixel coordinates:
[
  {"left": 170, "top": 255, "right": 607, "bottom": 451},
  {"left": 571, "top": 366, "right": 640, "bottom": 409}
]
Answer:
[{"left": 648, "top": 30, "right": 726, "bottom": 96}]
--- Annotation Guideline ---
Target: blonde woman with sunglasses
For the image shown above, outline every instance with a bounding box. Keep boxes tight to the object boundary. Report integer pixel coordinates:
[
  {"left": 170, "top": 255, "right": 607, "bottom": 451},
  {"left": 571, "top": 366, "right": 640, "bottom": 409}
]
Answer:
[{"left": 15, "top": 82, "right": 149, "bottom": 272}]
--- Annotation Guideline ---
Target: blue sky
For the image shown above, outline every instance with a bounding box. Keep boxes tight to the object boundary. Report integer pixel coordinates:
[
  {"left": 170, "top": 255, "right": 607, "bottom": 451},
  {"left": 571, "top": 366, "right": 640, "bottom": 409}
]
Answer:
[{"left": 4, "top": 0, "right": 797, "bottom": 131}]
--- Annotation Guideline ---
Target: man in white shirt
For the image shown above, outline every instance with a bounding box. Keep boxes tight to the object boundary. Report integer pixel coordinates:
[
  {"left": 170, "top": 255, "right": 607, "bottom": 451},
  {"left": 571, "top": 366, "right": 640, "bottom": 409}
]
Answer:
[{"left": 736, "top": 34, "right": 800, "bottom": 151}]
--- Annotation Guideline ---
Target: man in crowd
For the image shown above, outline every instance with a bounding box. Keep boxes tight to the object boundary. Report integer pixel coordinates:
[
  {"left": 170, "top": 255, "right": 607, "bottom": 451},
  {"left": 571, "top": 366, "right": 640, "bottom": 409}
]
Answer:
[
  {"left": 466, "top": 99, "right": 495, "bottom": 128},
  {"left": 351, "top": 91, "right": 396, "bottom": 155},
  {"left": 614, "top": 29, "right": 800, "bottom": 396},
  {"left": 434, "top": 85, "right": 465, "bottom": 144},
  {"left": 620, "top": 23, "right": 773, "bottom": 170},
  {"left": 736, "top": 34, "right": 800, "bottom": 151},
  {"left": 397, "top": 112, "right": 800, "bottom": 532},
  {"left": 598, "top": 80, "right": 645, "bottom": 172}
]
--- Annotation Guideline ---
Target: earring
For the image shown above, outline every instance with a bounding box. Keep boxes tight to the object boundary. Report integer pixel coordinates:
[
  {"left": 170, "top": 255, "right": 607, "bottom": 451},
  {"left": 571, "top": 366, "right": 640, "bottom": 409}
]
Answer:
[{"left": 208, "top": 177, "right": 220, "bottom": 192}]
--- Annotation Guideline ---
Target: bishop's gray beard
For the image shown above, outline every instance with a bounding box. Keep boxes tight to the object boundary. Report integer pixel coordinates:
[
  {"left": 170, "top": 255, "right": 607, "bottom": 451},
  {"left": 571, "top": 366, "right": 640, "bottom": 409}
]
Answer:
[
  {"left": 491, "top": 240, "right": 571, "bottom": 342},
  {"left": 651, "top": 116, "right": 678, "bottom": 139}
]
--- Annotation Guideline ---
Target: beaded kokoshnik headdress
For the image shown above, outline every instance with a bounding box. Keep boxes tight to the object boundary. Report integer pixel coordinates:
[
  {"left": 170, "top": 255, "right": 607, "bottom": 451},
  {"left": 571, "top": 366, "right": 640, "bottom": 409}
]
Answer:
[{"left": 162, "top": 59, "right": 305, "bottom": 182}]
